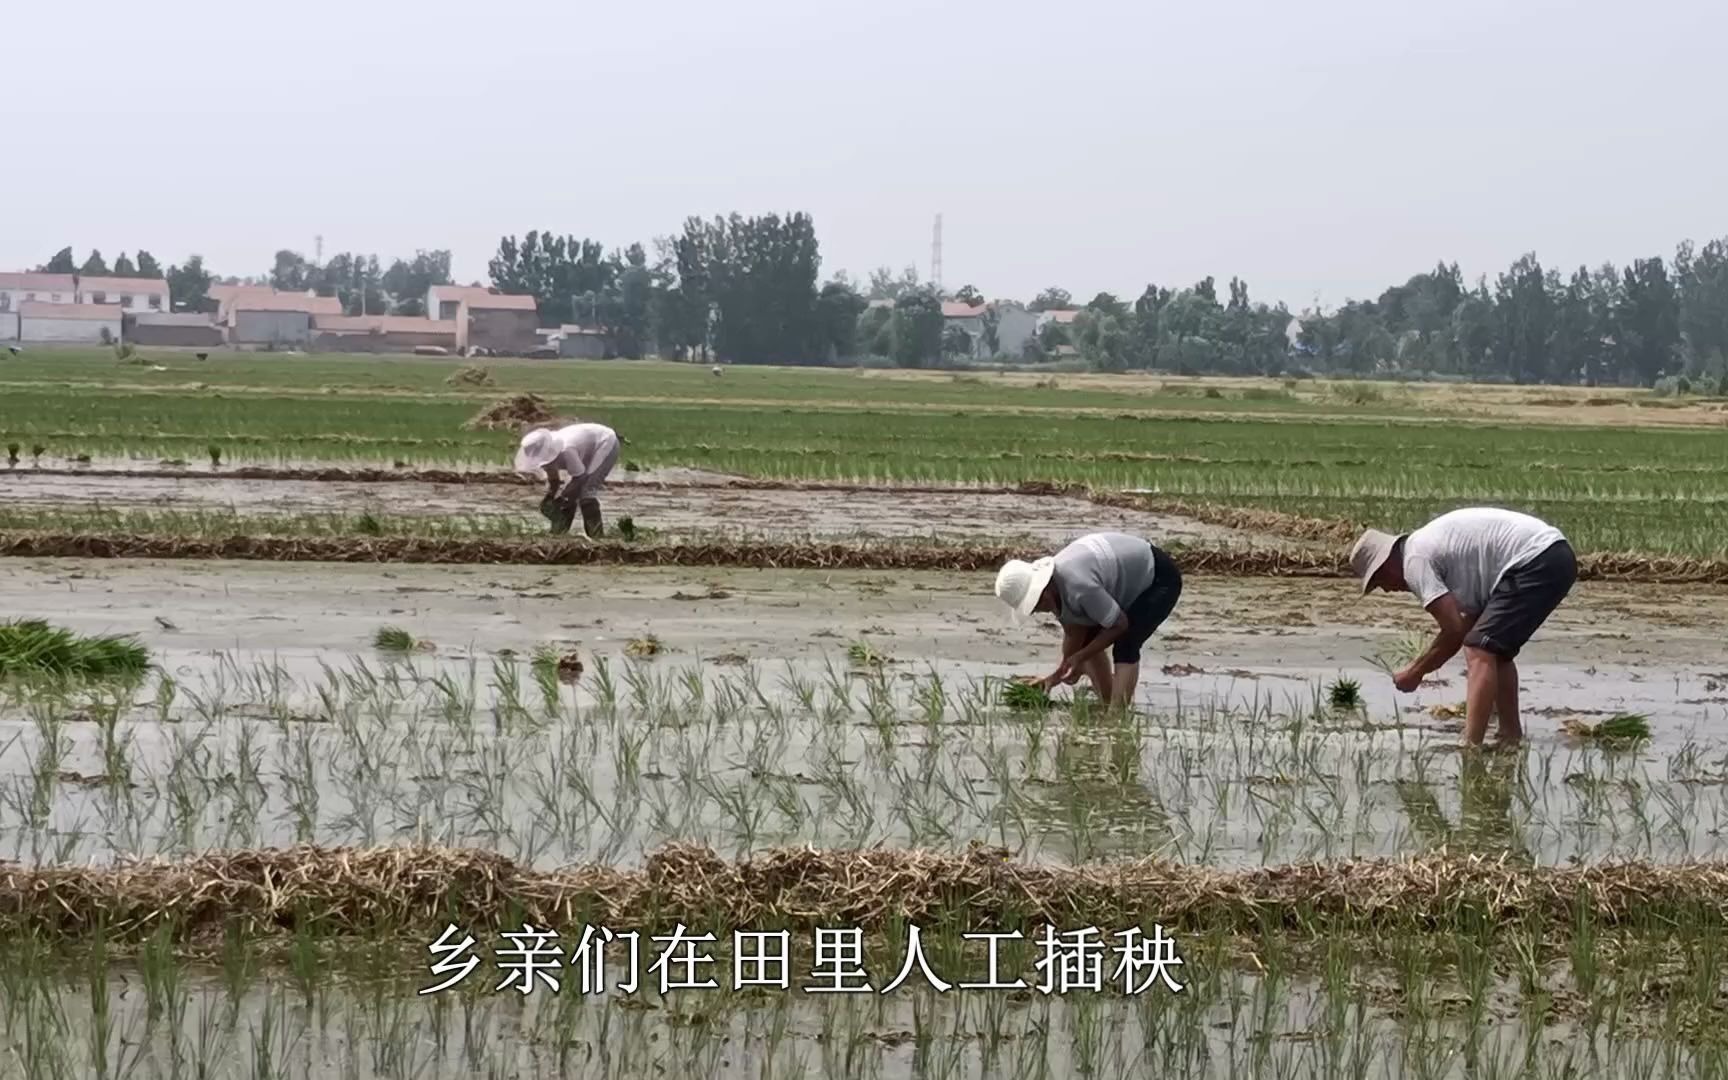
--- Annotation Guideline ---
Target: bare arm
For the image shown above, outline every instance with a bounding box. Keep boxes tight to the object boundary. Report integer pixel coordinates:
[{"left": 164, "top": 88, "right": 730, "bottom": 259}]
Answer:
[
  {"left": 1397, "top": 594, "right": 1476, "bottom": 686},
  {"left": 1063, "top": 615, "right": 1130, "bottom": 670}
]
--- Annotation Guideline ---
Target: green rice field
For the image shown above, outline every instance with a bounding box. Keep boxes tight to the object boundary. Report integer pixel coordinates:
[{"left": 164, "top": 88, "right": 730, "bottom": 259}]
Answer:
[{"left": 2, "top": 351, "right": 1726, "bottom": 558}]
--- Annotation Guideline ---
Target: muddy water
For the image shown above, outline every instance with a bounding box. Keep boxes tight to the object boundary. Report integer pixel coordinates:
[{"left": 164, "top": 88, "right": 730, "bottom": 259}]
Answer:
[
  {"left": 2, "top": 469, "right": 1289, "bottom": 546},
  {"left": 1, "top": 559, "right": 1725, "bottom": 874}
]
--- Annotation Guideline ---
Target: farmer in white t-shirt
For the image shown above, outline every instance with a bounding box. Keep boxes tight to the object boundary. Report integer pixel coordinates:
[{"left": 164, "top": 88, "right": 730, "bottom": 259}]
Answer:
[
  {"left": 1351, "top": 508, "right": 1576, "bottom": 747},
  {"left": 994, "top": 532, "right": 1184, "bottom": 710},
  {"left": 513, "top": 422, "right": 621, "bottom": 538}
]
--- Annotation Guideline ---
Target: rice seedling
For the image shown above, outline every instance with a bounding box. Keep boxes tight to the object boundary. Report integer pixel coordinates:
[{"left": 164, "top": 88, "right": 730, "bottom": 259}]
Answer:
[
  {"left": 1563, "top": 713, "right": 1653, "bottom": 746},
  {"left": 371, "top": 626, "right": 426, "bottom": 654},
  {"left": 5, "top": 441, "right": 17, "bottom": 466},
  {"left": 0, "top": 620, "right": 151, "bottom": 681},
  {"left": 530, "top": 644, "right": 584, "bottom": 684},
  {"left": 1327, "top": 677, "right": 1363, "bottom": 712},
  {"left": 207, "top": 444, "right": 222, "bottom": 468},
  {"left": 1001, "top": 679, "right": 1055, "bottom": 711},
  {"left": 847, "top": 640, "right": 888, "bottom": 668}
]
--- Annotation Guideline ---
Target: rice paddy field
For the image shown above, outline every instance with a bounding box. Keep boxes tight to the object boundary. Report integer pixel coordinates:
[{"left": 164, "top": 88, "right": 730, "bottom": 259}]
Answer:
[{"left": 2, "top": 348, "right": 1728, "bottom": 1079}]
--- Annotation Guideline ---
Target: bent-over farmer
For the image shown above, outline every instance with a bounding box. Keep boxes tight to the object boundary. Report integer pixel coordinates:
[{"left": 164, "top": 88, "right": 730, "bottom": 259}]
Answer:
[
  {"left": 1351, "top": 507, "right": 1576, "bottom": 747},
  {"left": 514, "top": 421, "right": 621, "bottom": 538},
  {"left": 994, "top": 532, "right": 1183, "bottom": 710}
]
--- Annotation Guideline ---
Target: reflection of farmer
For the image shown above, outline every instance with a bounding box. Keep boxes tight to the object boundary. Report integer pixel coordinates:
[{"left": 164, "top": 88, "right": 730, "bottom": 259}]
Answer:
[
  {"left": 515, "top": 422, "right": 621, "bottom": 538},
  {"left": 994, "top": 532, "right": 1183, "bottom": 710},
  {"left": 1351, "top": 507, "right": 1576, "bottom": 748}
]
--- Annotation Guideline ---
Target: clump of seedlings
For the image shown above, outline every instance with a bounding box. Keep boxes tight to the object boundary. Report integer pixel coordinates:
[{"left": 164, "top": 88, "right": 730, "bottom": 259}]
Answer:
[
  {"left": 1563, "top": 713, "right": 1652, "bottom": 746},
  {"left": 372, "top": 626, "right": 432, "bottom": 654},
  {"left": 5, "top": 442, "right": 17, "bottom": 467},
  {"left": 1327, "top": 677, "right": 1363, "bottom": 712},
  {"left": 847, "top": 640, "right": 888, "bottom": 667},
  {"left": 207, "top": 444, "right": 222, "bottom": 468},
  {"left": 531, "top": 644, "right": 584, "bottom": 684},
  {"left": 1002, "top": 679, "right": 1055, "bottom": 711},
  {"left": 0, "top": 619, "right": 151, "bottom": 680},
  {"left": 617, "top": 516, "right": 641, "bottom": 542},
  {"left": 30, "top": 444, "right": 45, "bottom": 465},
  {"left": 625, "top": 634, "right": 664, "bottom": 658}
]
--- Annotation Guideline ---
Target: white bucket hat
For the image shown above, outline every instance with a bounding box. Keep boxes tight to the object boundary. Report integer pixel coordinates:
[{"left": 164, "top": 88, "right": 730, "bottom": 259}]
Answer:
[
  {"left": 514, "top": 428, "right": 561, "bottom": 475},
  {"left": 1349, "top": 528, "right": 1403, "bottom": 595},
  {"left": 995, "top": 557, "right": 1056, "bottom": 618}
]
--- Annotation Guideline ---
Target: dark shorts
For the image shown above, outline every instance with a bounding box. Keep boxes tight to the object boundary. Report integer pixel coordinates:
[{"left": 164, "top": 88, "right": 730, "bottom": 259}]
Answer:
[
  {"left": 1083, "top": 544, "right": 1183, "bottom": 665},
  {"left": 1463, "top": 540, "right": 1577, "bottom": 660}
]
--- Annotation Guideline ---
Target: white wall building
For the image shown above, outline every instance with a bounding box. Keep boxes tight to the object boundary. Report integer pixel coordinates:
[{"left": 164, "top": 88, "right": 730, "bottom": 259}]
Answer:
[
  {"left": 18, "top": 301, "right": 123, "bottom": 343},
  {"left": 77, "top": 275, "right": 170, "bottom": 314},
  {"left": 0, "top": 272, "right": 77, "bottom": 314}
]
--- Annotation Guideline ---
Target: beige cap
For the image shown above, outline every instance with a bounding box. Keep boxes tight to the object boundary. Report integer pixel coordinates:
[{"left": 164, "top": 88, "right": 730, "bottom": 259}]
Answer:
[{"left": 1349, "top": 529, "right": 1403, "bottom": 594}]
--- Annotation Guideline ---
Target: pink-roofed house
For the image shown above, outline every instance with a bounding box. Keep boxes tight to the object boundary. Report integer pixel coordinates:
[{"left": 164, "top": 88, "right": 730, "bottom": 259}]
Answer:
[
  {"left": 427, "top": 284, "right": 539, "bottom": 353},
  {"left": 0, "top": 272, "right": 77, "bottom": 316},
  {"left": 76, "top": 275, "right": 171, "bottom": 315}
]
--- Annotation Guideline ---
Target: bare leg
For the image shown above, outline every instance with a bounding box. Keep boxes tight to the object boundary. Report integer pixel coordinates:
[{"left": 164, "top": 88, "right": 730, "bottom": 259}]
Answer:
[
  {"left": 1079, "top": 650, "right": 1113, "bottom": 704},
  {"left": 1111, "top": 662, "right": 1140, "bottom": 711},
  {"left": 1494, "top": 659, "right": 1521, "bottom": 745},
  {"left": 1462, "top": 647, "right": 1501, "bottom": 748},
  {"left": 579, "top": 498, "right": 604, "bottom": 539}
]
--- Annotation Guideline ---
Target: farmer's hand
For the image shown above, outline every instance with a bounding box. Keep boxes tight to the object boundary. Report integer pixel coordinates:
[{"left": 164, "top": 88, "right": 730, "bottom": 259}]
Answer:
[
  {"left": 1046, "top": 658, "right": 1075, "bottom": 689},
  {"left": 1393, "top": 667, "right": 1423, "bottom": 693}
]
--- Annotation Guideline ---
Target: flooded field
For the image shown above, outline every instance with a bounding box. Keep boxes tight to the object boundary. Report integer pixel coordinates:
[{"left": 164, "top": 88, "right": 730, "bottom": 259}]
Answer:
[
  {"left": 5, "top": 360, "right": 1728, "bottom": 1078},
  {"left": 2, "top": 559, "right": 1723, "bottom": 872}
]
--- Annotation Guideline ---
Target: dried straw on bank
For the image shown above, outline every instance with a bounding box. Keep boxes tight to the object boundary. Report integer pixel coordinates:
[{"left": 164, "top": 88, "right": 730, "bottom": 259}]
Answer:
[
  {"left": 2, "top": 843, "right": 1727, "bottom": 945},
  {"left": 1, "top": 530, "right": 1720, "bottom": 584}
]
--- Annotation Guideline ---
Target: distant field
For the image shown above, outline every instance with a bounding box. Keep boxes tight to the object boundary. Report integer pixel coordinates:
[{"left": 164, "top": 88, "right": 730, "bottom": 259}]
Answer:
[{"left": 3, "top": 350, "right": 1726, "bottom": 558}]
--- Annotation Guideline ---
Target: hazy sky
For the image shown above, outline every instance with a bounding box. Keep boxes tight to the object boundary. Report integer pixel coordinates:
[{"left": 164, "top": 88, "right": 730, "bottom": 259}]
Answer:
[{"left": 5, "top": 0, "right": 1723, "bottom": 311}]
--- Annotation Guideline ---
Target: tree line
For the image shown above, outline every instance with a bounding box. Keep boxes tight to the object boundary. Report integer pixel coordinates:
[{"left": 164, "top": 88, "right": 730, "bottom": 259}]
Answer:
[
  {"left": 36, "top": 246, "right": 165, "bottom": 280},
  {"left": 31, "top": 226, "right": 1727, "bottom": 384},
  {"left": 1289, "top": 242, "right": 1728, "bottom": 387}
]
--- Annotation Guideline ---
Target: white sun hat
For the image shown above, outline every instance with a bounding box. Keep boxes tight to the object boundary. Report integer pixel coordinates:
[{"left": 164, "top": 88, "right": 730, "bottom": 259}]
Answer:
[
  {"left": 514, "top": 428, "right": 561, "bottom": 475},
  {"left": 995, "top": 557, "right": 1056, "bottom": 618},
  {"left": 1349, "top": 528, "right": 1403, "bottom": 595}
]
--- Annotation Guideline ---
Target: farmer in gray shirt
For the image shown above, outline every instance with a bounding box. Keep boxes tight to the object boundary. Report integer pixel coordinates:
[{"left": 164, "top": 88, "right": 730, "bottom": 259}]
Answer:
[
  {"left": 1351, "top": 507, "right": 1576, "bottom": 747},
  {"left": 995, "top": 532, "right": 1184, "bottom": 710}
]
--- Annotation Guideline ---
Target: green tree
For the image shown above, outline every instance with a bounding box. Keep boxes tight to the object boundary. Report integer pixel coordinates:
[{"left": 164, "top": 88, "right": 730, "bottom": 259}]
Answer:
[
  {"left": 166, "top": 255, "right": 214, "bottom": 313},
  {"left": 489, "top": 231, "right": 612, "bottom": 327},
  {"left": 39, "top": 247, "right": 76, "bottom": 274},
  {"left": 1029, "top": 287, "right": 1072, "bottom": 312},
  {"left": 816, "top": 280, "right": 867, "bottom": 359},
  {"left": 322, "top": 253, "right": 387, "bottom": 316},
  {"left": 1086, "top": 291, "right": 1128, "bottom": 318},
  {"left": 1551, "top": 267, "right": 1600, "bottom": 385},
  {"left": 382, "top": 250, "right": 453, "bottom": 316},
  {"left": 856, "top": 304, "right": 893, "bottom": 356},
  {"left": 112, "top": 252, "right": 137, "bottom": 277},
  {"left": 135, "top": 251, "right": 163, "bottom": 278},
  {"left": 1493, "top": 254, "right": 1555, "bottom": 383},
  {"left": 270, "top": 249, "right": 312, "bottom": 292},
  {"left": 1676, "top": 238, "right": 1728, "bottom": 377},
  {"left": 80, "top": 250, "right": 110, "bottom": 276},
  {"left": 952, "top": 283, "right": 984, "bottom": 308},
  {"left": 1616, "top": 257, "right": 1681, "bottom": 384},
  {"left": 866, "top": 265, "right": 920, "bottom": 302},
  {"left": 891, "top": 287, "right": 944, "bottom": 368}
]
